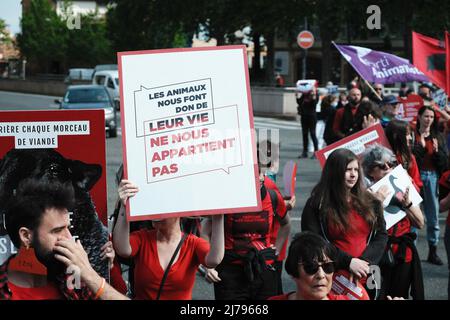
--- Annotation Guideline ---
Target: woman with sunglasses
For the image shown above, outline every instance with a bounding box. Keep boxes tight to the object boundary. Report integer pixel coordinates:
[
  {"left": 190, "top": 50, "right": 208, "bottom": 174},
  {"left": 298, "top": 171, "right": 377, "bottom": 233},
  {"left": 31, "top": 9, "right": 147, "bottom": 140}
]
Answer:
[
  {"left": 413, "top": 105, "right": 448, "bottom": 265},
  {"left": 362, "top": 144, "right": 424, "bottom": 300},
  {"left": 269, "top": 232, "right": 350, "bottom": 300},
  {"left": 301, "top": 148, "right": 387, "bottom": 299}
]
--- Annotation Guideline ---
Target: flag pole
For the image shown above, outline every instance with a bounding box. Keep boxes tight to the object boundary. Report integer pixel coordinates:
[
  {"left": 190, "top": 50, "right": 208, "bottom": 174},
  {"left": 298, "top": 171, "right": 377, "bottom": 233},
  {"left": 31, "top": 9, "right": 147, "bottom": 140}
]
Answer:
[{"left": 363, "top": 78, "right": 382, "bottom": 101}]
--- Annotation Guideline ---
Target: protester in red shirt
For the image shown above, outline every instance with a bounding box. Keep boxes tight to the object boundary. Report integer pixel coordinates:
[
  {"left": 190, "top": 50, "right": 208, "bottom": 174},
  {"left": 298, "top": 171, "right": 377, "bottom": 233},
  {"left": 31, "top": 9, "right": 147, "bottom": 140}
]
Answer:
[
  {"left": 202, "top": 143, "right": 291, "bottom": 300},
  {"left": 269, "top": 231, "right": 352, "bottom": 300},
  {"left": 413, "top": 105, "right": 448, "bottom": 265},
  {"left": 301, "top": 148, "right": 387, "bottom": 299},
  {"left": 112, "top": 181, "right": 224, "bottom": 300},
  {"left": 1, "top": 179, "right": 126, "bottom": 300},
  {"left": 257, "top": 139, "right": 294, "bottom": 294},
  {"left": 263, "top": 176, "right": 293, "bottom": 294},
  {"left": 362, "top": 144, "right": 425, "bottom": 300},
  {"left": 332, "top": 88, "right": 362, "bottom": 140}
]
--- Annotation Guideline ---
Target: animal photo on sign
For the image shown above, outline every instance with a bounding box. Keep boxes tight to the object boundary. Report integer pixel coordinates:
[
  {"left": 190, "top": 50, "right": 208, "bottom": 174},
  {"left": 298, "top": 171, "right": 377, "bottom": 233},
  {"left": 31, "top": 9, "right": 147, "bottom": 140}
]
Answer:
[{"left": 0, "top": 149, "right": 109, "bottom": 280}]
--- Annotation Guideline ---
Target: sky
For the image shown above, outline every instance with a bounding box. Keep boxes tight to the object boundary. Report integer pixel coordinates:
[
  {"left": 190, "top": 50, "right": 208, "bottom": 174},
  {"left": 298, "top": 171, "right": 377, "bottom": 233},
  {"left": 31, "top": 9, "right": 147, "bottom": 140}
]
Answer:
[{"left": 0, "top": 0, "right": 22, "bottom": 36}]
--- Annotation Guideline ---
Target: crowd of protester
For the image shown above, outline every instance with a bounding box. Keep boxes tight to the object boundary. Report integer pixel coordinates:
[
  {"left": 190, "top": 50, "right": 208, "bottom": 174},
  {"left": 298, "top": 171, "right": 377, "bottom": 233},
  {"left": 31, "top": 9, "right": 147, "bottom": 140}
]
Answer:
[{"left": 1, "top": 80, "right": 449, "bottom": 301}]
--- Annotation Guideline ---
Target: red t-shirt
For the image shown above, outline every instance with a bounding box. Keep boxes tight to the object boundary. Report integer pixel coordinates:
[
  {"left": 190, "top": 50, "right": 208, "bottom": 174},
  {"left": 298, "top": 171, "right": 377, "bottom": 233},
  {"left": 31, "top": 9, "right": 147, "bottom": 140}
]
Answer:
[
  {"left": 268, "top": 291, "right": 350, "bottom": 300},
  {"left": 327, "top": 209, "right": 371, "bottom": 258},
  {"left": 264, "top": 177, "right": 288, "bottom": 261},
  {"left": 224, "top": 191, "right": 274, "bottom": 252},
  {"left": 8, "top": 281, "right": 63, "bottom": 300},
  {"left": 388, "top": 217, "right": 413, "bottom": 263},
  {"left": 129, "top": 229, "right": 209, "bottom": 300},
  {"left": 414, "top": 133, "right": 437, "bottom": 172}
]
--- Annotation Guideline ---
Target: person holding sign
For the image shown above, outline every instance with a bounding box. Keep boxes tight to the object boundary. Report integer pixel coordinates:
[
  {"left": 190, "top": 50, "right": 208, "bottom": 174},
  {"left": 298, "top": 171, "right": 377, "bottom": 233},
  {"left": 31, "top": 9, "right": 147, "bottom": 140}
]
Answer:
[
  {"left": 385, "top": 120, "right": 423, "bottom": 192},
  {"left": 413, "top": 105, "right": 448, "bottom": 265},
  {"left": 0, "top": 179, "right": 126, "bottom": 300},
  {"left": 296, "top": 88, "right": 319, "bottom": 158},
  {"left": 301, "top": 148, "right": 387, "bottom": 299},
  {"left": 112, "top": 181, "right": 224, "bottom": 300},
  {"left": 361, "top": 144, "right": 424, "bottom": 300}
]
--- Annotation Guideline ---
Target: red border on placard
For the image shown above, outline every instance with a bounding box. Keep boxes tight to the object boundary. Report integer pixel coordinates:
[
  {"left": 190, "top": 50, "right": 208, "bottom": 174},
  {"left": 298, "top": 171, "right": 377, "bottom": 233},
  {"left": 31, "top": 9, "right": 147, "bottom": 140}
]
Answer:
[
  {"left": 118, "top": 45, "right": 262, "bottom": 221},
  {"left": 315, "top": 123, "right": 391, "bottom": 167}
]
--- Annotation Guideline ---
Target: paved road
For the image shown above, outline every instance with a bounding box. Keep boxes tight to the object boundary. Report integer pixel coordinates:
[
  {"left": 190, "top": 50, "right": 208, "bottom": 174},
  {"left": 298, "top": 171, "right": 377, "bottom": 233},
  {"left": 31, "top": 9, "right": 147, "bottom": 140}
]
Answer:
[{"left": 0, "top": 90, "right": 448, "bottom": 300}]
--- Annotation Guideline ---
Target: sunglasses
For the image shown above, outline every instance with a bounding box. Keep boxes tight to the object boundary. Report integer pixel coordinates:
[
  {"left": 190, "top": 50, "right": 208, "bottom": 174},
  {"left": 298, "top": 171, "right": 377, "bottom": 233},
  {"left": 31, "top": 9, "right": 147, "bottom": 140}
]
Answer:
[
  {"left": 372, "top": 160, "right": 398, "bottom": 171},
  {"left": 299, "top": 261, "right": 335, "bottom": 275}
]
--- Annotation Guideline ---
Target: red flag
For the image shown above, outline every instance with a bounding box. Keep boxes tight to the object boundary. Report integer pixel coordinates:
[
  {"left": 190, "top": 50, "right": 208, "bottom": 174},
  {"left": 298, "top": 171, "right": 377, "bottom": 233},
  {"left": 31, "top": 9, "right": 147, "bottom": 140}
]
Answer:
[
  {"left": 412, "top": 31, "right": 446, "bottom": 90},
  {"left": 446, "top": 31, "right": 450, "bottom": 95}
]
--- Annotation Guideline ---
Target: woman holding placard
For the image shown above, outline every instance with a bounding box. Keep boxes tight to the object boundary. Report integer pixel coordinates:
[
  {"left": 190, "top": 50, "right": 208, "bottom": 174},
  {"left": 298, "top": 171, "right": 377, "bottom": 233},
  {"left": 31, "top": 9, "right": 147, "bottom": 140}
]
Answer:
[
  {"left": 301, "top": 148, "right": 387, "bottom": 299},
  {"left": 385, "top": 120, "right": 423, "bottom": 192},
  {"left": 413, "top": 105, "right": 448, "bottom": 265},
  {"left": 112, "top": 181, "right": 224, "bottom": 300},
  {"left": 361, "top": 144, "right": 424, "bottom": 300}
]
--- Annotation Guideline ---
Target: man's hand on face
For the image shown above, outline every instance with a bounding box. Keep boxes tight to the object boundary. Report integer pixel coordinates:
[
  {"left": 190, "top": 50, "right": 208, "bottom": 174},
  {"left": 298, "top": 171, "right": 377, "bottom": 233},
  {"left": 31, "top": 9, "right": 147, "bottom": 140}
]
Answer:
[{"left": 54, "top": 239, "right": 97, "bottom": 283}]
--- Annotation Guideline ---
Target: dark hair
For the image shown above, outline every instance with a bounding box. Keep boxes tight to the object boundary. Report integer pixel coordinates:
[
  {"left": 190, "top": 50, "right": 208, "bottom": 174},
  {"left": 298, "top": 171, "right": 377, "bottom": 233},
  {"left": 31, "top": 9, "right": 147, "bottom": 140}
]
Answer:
[
  {"left": 385, "top": 120, "right": 412, "bottom": 169},
  {"left": 5, "top": 179, "right": 74, "bottom": 248},
  {"left": 353, "top": 100, "right": 382, "bottom": 132},
  {"left": 310, "top": 149, "right": 379, "bottom": 233},
  {"left": 416, "top": 105, "right": 439, "bottom": 137},
  {"left": 285, "top": 232, "right": 336, "bottom": 278}
]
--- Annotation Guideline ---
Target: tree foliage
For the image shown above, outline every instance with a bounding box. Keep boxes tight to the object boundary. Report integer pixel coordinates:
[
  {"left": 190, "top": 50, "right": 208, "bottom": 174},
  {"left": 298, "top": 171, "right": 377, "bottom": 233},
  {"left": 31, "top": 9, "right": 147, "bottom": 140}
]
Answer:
[
  {"left": 0, "top": 18, "right": 13, "bottom": 45},
  {"left": 17, "top": 0, "right": 113, "bottom": 73}
]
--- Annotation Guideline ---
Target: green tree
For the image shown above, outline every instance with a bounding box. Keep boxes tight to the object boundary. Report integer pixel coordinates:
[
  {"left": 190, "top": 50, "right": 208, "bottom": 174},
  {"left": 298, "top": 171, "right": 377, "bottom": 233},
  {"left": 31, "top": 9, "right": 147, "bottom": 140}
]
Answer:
[
  {"left": 0, "top": 18, "right": 13, "bottom": 45},
  {"left": 65, "top": 12, "right": 114, "bottom": 66},
  {"left": 17, "top": 0, "right": 67, "bottom": 73}
]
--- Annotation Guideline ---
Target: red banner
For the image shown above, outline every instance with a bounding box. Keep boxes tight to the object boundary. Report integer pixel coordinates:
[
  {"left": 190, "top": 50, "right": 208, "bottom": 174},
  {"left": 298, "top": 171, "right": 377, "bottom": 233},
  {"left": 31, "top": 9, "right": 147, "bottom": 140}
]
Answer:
[
  {"left": 397, "top": 94, "right": 424, "bottom": 122},
  {"left": 412, "top": 31, "right": 446, "bottom": 91},
  {"left": 315, "top": 123, "right": 391, "bottom": 168},
  {"left": 0, "top": 110, "right": 107, "bottom": 275}
]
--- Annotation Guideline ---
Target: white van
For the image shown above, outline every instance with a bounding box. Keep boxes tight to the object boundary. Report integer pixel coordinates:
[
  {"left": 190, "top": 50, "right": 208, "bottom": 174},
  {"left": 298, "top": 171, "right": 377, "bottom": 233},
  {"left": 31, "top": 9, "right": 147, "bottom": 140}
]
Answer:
[{"left": 92, "top": 70, "right": 120, "bottom": 107}]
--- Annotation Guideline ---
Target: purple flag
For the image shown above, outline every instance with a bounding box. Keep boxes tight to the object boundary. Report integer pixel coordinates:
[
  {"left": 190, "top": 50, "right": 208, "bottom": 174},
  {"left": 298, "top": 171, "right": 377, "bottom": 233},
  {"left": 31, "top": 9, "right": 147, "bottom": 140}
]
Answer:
[{"left": 334, "top": 42, "right": 429, "bottom": 84}]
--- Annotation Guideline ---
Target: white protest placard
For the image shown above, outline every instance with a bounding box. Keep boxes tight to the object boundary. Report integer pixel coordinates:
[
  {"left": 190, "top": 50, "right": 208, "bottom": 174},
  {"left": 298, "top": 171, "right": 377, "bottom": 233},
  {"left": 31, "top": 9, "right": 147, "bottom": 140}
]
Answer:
[
  {"left": 368, "top": 165, "right": 422, "bottom": 230},
  {"left": 118, "top": 45, "right": 261, "bottom": 221}
]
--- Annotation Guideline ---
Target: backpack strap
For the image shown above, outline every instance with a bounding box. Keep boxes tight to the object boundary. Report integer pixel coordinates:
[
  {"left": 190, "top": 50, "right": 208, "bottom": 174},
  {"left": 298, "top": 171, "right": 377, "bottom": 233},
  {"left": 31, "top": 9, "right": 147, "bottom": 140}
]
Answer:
[
  {"left": 155, "top": 232, "right": 188, "bottom": 300},
  {"left": 267, "top": 188, "right": 280, "bottom": 220}
]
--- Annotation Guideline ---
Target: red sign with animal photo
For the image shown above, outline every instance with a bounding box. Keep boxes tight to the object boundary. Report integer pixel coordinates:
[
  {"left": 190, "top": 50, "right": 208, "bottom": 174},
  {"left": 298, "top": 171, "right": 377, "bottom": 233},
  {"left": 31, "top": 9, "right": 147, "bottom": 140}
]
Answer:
[
  {"left": 315, "top": 123, "right": 391, "bottom": 167},
  {"left": 0, "top": 110, "right": 108, "bottom": 277},
  {"left": 397, "top": 94, "right": 424, "bottom": 122}
]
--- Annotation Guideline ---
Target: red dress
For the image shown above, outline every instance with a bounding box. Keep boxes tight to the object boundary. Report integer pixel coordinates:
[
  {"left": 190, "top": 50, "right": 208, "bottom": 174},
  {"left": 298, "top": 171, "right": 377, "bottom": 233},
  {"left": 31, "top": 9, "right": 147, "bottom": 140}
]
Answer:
[{"left": 129, "top": 229, "right": 209, "bottom": 300}]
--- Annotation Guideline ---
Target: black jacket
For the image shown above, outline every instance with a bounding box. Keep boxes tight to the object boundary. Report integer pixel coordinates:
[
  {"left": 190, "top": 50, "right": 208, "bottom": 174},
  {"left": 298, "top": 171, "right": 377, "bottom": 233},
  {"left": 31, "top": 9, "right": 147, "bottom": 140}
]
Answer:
[
  {"left": 301, "top": 197, "right": 388, "bottom": 271},
  {"left": 297, "top": 96, "right": 318, "bottom": 117}
]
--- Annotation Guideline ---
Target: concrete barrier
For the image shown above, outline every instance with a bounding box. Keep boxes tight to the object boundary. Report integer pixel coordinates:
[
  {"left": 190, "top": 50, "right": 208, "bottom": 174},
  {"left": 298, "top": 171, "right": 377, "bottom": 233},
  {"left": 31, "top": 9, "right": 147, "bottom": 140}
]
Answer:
[
  {"left": 251, "top": 86, "right": 298, "bottom": 119},
  {"left": 0, "top": 78, "right": 67, "bottom": 97}
]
